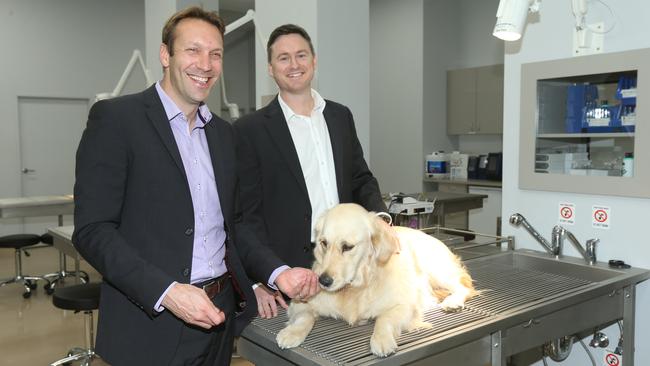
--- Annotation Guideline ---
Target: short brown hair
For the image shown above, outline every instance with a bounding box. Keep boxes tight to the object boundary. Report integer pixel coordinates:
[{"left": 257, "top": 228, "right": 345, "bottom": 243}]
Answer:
[
  {"left": 162, "top": 6, "right": 225, "bottom": 56},
  {"left": 267, "top": 24, "right": 315, "bottom": 63}
]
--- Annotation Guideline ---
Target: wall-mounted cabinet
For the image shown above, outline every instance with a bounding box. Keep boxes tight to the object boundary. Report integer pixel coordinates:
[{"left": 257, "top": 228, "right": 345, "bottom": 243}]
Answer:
[
  {"left": 520, "top": 48, "right": 649, "bottom": 198},
  {"left": 447, "top": 64, "right": 504, "bottom": 135}
]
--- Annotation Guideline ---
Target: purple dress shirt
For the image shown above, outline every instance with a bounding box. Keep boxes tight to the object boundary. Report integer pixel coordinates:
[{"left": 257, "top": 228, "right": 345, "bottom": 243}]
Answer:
[{"left": 154, "top": 82, "right": 228, "bottom": 310}]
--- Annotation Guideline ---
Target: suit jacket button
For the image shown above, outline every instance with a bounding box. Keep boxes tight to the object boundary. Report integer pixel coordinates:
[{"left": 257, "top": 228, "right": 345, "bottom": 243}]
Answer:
[
  {"left": 304, "top": 215, "right": 310, "bottom": 222},
  {"left": 185, "top": 228, "right": 194, "bottom": 236},
  {"left": 303, "top": 246, "right": 309, "bottom": 252},
  {"left": 182, "top": 268, "right": 190, "bottom": 277}
]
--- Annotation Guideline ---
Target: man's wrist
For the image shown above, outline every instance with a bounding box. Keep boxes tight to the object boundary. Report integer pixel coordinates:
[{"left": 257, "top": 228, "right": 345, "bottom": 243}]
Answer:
[{"left": 268, "top": 265, "right": 291, "bottom": 290}]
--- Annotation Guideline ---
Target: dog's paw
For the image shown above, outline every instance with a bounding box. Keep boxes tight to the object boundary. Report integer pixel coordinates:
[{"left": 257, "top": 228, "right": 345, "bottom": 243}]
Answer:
[
  {"left": 439, "top": 296, "right": 465, "bottom": 312},
  {"left": 276, "top": 326, "right": 308, "bottom": 349},
  {"left": 370, "top": 332, "right": 397, "bottom": 357}
]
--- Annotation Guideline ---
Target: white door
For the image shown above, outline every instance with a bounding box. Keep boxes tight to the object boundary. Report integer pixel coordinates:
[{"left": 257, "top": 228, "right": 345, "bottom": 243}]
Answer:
[{"left": 18, "top": 96, "right": 89, "bottom": 232}]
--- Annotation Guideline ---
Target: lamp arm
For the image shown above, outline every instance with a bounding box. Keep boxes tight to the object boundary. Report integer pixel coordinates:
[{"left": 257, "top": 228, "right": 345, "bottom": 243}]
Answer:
[
  {"left": 111, "top": 49, "right": 153, "bottom": 97},
  {"left": 571, "top": 0, "right": 588, "bottom": 29}
]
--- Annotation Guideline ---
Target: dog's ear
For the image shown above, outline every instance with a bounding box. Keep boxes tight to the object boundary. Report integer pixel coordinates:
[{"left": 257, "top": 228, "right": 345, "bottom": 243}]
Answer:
[
  {"left": 314, "top": 209, "right": 327, "bottom": 239},
  {"left": 369, "top": 213, "right": 399, "bottom": 264}
]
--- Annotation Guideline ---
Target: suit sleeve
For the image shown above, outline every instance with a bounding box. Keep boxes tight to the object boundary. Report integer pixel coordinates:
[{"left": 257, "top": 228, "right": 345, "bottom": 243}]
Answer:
[
  {"left": 232, "top": 125, "right": 286, "bottom": 282},
  {"left": 73, "top": 101, "right": 174, "bottom": 315},
  {"left": 344, "top": 107, "right": 388, "bottom": 213}
]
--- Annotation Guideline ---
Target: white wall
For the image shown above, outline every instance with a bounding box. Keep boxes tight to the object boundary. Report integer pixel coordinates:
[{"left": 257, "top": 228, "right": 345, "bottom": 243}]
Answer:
[
  {"left": 456, "top": 0, "right": 504, "bottom": 155},
  {"left": 422, "top": 0, "right": 459, "bottom": 175},
  {"left": 0, "top": 0, "right": 145, "bottom": 235},
  {"left": 370, "top": 0, "right": 423, "bottom": 193},
  {"left": 317, "top": 0, "right": 371, "bottom": 161},
  {"left": 501, "top": 1, "right": 650, "bottom": 364}
]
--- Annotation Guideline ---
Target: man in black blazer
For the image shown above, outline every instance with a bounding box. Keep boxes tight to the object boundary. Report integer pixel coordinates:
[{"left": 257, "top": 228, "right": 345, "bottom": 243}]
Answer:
[
  {"left": 234, "top": 24, "right": 387, "bottom": 318},
  {"left": 73, "top": 8, "right": 308, "bottom": 365}
]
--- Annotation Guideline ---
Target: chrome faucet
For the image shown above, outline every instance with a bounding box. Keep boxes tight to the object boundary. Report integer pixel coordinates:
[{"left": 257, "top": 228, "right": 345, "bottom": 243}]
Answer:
[
  {"left": 553, "top": 227, "right": 599, "bottom": 265},
  {"left": 509, "top": 213, "right": 561, "bottom": 258}
]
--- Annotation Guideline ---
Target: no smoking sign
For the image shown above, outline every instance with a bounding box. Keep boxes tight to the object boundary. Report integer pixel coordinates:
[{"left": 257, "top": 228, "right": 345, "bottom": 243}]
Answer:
[
  {"left": 592, "top": 205, "right": 611, "bottom": 229},
  {"left": 558, "top": 203, "right": 575, "bottom": 225}
]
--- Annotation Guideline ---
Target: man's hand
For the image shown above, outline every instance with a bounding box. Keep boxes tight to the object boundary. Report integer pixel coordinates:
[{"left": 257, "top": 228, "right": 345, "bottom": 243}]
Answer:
[
  {"left": 253, "top": 284, "right": 288, "bottom": 318},
  {"left": 275, "top": 267, "right": 319, "bottom": 300},
  {"left": 161, "top": 283, "right": 225, "bottom": 329}
]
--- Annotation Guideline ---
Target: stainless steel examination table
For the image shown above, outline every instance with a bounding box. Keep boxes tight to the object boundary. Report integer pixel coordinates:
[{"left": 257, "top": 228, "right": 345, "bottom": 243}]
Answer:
[{"left": 237, "top": 250, "right": 650, "bottom": 365}]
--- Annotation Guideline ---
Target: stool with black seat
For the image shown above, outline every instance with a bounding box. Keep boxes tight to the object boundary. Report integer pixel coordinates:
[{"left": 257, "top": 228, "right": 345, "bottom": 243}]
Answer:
[
  {"left": 50, "top": 282, "right": 101, "bottom": 366},
  {"left": 39, "top": 233, "right": 90, "bottom": 295},
  {"left": 0, "top": 234, "right": 51, "bottom": 298}
]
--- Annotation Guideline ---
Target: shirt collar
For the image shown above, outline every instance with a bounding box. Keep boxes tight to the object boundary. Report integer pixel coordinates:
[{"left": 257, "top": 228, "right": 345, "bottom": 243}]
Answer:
[
  {"left": 155, "top": 81, "right": 213, "bottom": 126},
  {"left": 277, "top": 89, "right": 326, "bottom": 121}
]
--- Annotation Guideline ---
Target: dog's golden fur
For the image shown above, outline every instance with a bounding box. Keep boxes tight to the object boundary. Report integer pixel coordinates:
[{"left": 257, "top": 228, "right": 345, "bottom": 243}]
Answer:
[{"left": 276, "top": 203, "right": 477, "bottom": 357}]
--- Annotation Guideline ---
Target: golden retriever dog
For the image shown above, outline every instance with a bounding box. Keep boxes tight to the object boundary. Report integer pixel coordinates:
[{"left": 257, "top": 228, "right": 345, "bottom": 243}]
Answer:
[{"left": 276, "top": 203, "right": 477, "bottom": 357}]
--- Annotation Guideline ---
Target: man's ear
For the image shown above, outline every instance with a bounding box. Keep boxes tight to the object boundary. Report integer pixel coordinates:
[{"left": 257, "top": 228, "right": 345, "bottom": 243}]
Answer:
[
  {"left": 160, "top": 43, "right": 170, "bottom": 68},
  {"left": 370, "top": 213, "right": 399, "bottom": 264}
]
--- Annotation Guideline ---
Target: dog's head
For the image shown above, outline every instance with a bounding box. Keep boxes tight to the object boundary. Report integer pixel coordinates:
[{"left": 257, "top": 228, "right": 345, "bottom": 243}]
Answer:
[{"left": 312, "top": 203, "right": 399, "bottom": 292}]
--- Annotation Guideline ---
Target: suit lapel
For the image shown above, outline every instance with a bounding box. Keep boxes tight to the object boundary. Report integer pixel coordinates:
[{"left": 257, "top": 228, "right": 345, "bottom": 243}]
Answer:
[
  {"left": 263, "top": 99, "right": 310, "bottom": 199},
  {"left": 323, "top": 104, "right": 344, "bottom": 196},
  {"left": 204, "top": 120, "right": 232, "bottom": 218},
  {"left": 143, "top": 86, "right": 187, "bottom": 178}
]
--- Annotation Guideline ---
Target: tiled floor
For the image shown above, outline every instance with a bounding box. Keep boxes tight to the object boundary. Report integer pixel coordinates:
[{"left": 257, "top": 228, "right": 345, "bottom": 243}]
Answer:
[{"left": 0, "top": 245, "right": 253, "bottom": 365}]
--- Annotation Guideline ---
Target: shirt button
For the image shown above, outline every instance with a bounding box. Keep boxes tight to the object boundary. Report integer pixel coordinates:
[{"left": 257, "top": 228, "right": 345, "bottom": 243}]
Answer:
[{"left": 185, "top": 228, "right": 194, "bottom": 236}]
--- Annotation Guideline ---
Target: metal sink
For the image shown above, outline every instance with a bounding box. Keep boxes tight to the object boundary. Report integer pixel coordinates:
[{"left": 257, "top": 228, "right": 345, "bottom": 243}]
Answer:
[
  {"left": 474, "top": 249, "right": 627, "bottom": 284},
  {"left": 237, "top": 249, "right": 650, "bottom": 366}
]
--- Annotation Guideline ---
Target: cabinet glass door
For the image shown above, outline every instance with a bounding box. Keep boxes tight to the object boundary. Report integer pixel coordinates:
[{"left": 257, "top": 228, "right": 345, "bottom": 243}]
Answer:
[
  {"left": 519, "top": 48, "right": 649, "bottom": 198},
  {"left": 535, "top": 71, "right": 636, "bottom": 178}
]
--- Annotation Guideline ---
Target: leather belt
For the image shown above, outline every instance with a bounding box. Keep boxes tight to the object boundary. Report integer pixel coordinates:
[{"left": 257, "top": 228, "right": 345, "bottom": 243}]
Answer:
[{"left": 193, "top": 273, "right": 230, "bottom": 299}]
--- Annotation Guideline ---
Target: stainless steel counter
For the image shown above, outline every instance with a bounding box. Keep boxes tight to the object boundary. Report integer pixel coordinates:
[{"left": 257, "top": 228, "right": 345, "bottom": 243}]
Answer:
[
  {"left": 0, "top": 195, "right": 73, "bottom": 220},
  {"left": 237, "top": 250, "right": 650, "bottom": 366},
  {"left": 423, "top": 177, "right": 503, "bottom": 189}
]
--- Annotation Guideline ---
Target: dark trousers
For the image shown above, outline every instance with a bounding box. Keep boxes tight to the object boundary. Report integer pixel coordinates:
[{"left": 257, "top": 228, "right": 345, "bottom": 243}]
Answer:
[{"left": 169, "top": 280, "right": 236, "bottom": 366}]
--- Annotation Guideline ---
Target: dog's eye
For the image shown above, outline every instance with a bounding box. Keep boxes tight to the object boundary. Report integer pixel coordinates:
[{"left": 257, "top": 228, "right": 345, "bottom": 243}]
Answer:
[
  {"left": 320, "top": 239, "right": 328, "bottom": 248},
  {"left": 341, "top": 243, "right": 354, "bottom": 252}
]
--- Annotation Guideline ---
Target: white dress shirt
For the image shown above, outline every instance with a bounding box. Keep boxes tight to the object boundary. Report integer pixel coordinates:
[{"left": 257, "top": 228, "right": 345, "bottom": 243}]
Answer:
[{"left": 278, "top": 90, "right": 339, "bottom": 241}]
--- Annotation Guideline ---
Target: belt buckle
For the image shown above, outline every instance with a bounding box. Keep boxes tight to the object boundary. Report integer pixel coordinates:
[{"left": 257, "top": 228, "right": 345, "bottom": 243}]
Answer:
[{"left": 201, "top": 279, "right": 216, "bottom": 291}]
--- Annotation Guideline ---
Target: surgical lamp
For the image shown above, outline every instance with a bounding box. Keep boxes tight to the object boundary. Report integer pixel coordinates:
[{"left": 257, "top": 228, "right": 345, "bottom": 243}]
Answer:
[
  {"left": 492, "top": 0, "right": 540, "bottom": 41},
  {"left": 494, "top": 0, "right": 602, "bottom": 53}
]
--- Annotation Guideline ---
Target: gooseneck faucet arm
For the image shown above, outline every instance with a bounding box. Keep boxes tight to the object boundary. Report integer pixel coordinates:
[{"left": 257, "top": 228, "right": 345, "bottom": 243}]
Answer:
[{"left": 509, "top": 213, "right": 561, "bottom": 257}]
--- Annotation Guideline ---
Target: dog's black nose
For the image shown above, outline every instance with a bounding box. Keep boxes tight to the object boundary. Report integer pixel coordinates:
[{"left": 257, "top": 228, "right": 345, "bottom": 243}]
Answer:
[{"left": 319, "top": 274, "right": 333, "bottom": 288}]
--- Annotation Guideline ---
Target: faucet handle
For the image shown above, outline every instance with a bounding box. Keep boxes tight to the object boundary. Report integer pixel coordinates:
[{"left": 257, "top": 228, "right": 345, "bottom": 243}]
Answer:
[
  {"left": 586, "top": 238, "right": 600, "bottom": 247},
  {"left": 586, "top": 238, "right": 599, "bottom": 264}
]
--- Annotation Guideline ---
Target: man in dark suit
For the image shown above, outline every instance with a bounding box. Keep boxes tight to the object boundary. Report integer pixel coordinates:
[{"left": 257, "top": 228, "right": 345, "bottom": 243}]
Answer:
[
  {"left": 234, "top": 24, "right": 388, "bottom": 319},
  {"left": 73, "top": 8, "right": 310, "bottom": 365}
]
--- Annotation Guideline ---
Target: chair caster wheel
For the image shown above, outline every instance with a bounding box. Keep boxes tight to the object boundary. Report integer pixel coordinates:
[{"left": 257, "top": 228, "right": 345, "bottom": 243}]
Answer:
[
  {"left": 22, "top": 291, "right": 32, "bottom": 299},
  {"left": 26, "top": 280, "right": 37, "bottom": 290}
]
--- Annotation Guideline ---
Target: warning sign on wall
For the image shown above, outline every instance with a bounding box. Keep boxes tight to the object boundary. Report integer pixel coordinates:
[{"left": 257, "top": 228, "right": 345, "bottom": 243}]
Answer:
[
  {"left": 604, "top": 351, "right": 621, "bottom": 366},
  {"left": 592, "top": 205, "right": 611, "bottom": 229},
  {"left": 558, "top": 203, "right": 575, "bottom": 225}
]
